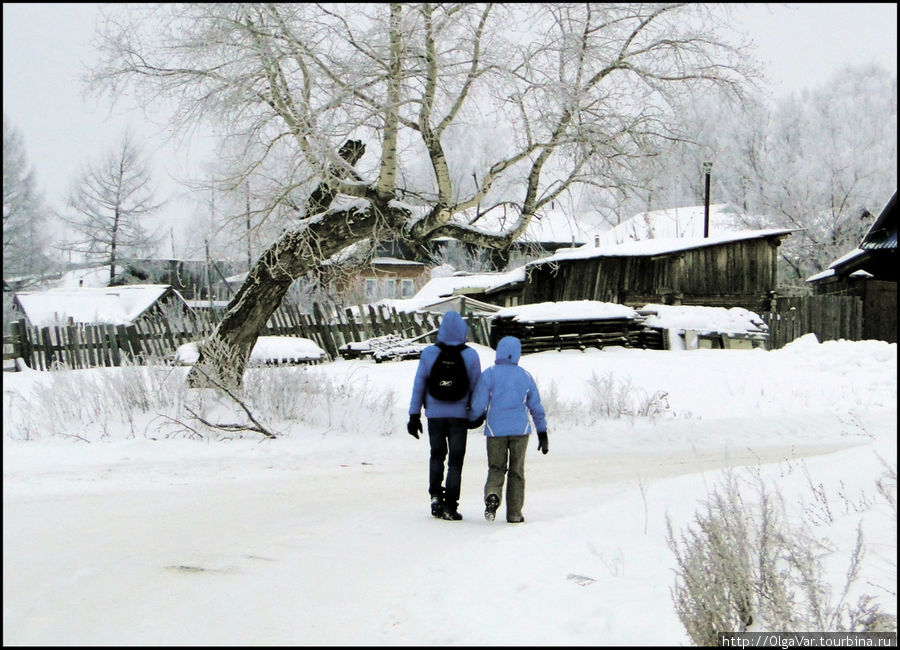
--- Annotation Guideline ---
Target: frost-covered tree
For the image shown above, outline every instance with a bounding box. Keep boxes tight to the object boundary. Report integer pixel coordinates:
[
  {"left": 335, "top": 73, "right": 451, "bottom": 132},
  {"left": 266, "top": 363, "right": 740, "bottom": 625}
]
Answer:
[
  {"left": 89, "top": 3, "right": 758, "bottom": 387},
  {"left": 2, "top": 114, "right": 54, "bottom": 282},
  {"left": 626, "top": 64, "right": 898, "bottom": 288},
  {"left": 740, "top": 65, "right": 898, "bottom": 287},
  {"left": 59, "top": 131, "right": 165, "bottom": 285}
]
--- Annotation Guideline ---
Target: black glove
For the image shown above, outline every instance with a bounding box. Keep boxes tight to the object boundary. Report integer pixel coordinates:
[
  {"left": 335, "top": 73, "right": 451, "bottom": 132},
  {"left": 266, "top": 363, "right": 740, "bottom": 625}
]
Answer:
[
  {"left": 537, "top": 431, "right": 548, "bottom": 454},
  {"left": 407, "top": 414, "right": 422, "bottom": 439},
  {"left": 468, "top": 414, "right": 485, "bottom": 430}
]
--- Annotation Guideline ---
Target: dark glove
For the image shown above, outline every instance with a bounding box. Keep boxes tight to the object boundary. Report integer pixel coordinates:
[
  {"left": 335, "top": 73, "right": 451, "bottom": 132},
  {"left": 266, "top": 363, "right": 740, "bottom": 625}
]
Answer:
[
  {"left": 407, "top": 414, "right": 422, "bottom": 439},
  {"left": 537, "top": 431, "right": 548, "bottom": 455},
  {"left": 468, "top": 414, "right": 485, "bottom": 430}
]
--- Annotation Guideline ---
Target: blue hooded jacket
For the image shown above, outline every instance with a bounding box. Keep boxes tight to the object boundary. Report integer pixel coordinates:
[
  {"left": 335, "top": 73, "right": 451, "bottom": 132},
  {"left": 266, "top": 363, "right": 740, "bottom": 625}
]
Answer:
[
  {"left": 469, "top": 336, "right": 547, "bottom": 437},
  {"left": 409, "top": 311, "right": 482, "bottom": 419}
]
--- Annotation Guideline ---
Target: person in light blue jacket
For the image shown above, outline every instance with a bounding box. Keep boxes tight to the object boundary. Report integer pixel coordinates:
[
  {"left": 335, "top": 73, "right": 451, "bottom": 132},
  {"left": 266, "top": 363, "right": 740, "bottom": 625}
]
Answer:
[
  {"left": 408, "top": 311, "right": 482, "bottom": 521},
  {"left": 468, "top": 335, "right": 548, "bottom": 523}
]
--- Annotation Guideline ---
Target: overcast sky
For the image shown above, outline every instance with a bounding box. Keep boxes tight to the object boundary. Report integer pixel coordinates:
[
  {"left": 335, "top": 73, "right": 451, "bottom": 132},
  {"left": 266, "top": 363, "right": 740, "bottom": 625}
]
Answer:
[{"left": 3, "top": 3, "right": 898, "bottom": 257}]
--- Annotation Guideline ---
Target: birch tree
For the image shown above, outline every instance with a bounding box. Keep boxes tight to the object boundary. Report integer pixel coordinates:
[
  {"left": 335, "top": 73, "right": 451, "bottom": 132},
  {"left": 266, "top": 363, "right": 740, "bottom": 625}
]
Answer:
[
  {"left": 60, "top": 132, "right": 165, "bottom": 285},
  {"left": 89, "top": 2, "right": 757, "bottom": 387}
]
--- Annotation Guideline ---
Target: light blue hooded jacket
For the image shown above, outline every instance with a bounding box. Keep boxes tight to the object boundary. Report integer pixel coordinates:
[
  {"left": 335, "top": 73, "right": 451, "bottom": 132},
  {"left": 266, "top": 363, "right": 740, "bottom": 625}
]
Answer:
[
  {"left": 409, "top": 311, "right": 482, "bottom": 419},
  {"left": 469, "top": 336, "right": 547, "bottom": 437}
]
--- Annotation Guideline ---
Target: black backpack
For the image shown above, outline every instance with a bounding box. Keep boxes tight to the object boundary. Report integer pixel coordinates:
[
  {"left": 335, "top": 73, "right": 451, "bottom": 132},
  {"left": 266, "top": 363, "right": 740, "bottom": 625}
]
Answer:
[{"left": 426, "top": 342, "right": 470, "bottom": 401}]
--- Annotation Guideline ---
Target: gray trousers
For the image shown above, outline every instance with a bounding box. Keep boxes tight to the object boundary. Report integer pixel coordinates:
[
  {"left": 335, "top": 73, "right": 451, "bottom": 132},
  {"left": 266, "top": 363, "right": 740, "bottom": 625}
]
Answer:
[{"left": 484, "top": 435, "right": 529, "bottom": 521}]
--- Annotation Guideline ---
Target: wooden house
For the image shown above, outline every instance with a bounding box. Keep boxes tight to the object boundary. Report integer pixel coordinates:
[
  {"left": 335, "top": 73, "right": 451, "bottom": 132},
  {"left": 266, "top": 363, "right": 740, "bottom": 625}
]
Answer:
[
  {"left": 807, "top": 191, "right": 897, "bottom": 342},
  {"left": 330, "top": 257, "right": 429, "bottom": 303},
  {"left": 482, "top": 229, "right": 795, "bottom": 314}
]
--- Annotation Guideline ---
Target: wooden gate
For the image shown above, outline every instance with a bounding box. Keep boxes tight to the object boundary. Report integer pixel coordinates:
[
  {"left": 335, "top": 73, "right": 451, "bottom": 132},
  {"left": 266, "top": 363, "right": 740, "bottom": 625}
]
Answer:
[{"left": 762, "top": 295, "right": 863, "bottom": 349}]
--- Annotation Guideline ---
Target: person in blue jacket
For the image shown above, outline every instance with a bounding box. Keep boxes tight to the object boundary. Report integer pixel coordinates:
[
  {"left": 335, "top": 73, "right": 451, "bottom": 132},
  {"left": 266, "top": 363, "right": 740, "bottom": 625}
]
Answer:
[
  {"left": 468, "top": 335, "right": 548, "bottom": 523},
  {"left": 408, "top": 311, "right": 482, "bottom": 521}
]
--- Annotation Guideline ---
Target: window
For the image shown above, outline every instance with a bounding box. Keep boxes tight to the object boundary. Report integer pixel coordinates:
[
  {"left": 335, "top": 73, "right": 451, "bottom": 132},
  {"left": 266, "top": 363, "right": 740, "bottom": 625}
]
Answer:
[
  {"left": 383, "top": 278, "right": 397, "bottom": 298},
  {"left": 364, "top": 278, "right": 379, "bottom": 300},
  {"left": 400, "top": 279, "right": 415, "bottom": 298}
]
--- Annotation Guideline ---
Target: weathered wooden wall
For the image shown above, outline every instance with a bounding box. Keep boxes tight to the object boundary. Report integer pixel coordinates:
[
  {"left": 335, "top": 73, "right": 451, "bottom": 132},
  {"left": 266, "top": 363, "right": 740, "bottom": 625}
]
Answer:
[{"left": 519, "top": 237, "right": 781, "bottom": 312}]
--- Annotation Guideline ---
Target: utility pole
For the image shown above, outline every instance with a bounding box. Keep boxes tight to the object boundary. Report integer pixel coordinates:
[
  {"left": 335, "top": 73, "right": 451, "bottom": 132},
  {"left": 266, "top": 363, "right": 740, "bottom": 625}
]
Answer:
[
  {"left": 702, "top": 161, "right": 712, "bottom": 238},
  {"left": 246, "top": 181, "right": 252, "bottom": 272}
]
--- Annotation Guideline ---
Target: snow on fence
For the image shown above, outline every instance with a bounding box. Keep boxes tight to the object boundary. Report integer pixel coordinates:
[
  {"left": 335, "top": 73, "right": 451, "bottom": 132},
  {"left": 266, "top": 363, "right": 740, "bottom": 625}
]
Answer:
[{"left": 2, "top": 303, "right": 494, "bottom": 372}]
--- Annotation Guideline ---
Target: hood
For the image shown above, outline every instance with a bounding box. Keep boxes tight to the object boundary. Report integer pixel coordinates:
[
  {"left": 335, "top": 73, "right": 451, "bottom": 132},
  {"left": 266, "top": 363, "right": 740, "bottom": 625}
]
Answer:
[
  {"left": 495, "top": 335, "right": 521, "bottom": 364},
  {"left": 436, "top": 310, "right": 468, "bottom": 346}
]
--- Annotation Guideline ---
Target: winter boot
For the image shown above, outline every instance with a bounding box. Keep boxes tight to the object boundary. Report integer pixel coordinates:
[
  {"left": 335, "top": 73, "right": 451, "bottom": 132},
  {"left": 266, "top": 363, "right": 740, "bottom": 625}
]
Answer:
[
  {"left": 484, "top": 494, "right": 500, "bottom": 522},
  {"left": 430, "top": 495, "right": 444, "bottom": 518},
  {"left": 441, "top": 502, "right": 463, "bottom": 521}
]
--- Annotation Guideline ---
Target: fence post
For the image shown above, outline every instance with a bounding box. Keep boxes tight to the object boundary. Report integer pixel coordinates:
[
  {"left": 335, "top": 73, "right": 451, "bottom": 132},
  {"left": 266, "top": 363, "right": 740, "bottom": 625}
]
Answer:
[
  {"left": 312, "top": 302, "right": 338, "bottom": 359},
  {"left": 15, "top": 319, "right": 34, "bottom": 369},
  {"left": 40, "top": 327, "right": 55, "bottom": 370},
  {"left": 345, "top": 307, "right": 362, "bottom": 342}
]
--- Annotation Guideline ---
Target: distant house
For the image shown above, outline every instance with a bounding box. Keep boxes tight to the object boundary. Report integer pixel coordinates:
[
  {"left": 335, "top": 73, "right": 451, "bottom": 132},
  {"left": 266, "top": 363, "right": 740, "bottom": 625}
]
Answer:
[
  {"left": 806, "top": 191, "right": 897, "bottom": 342},
  {"left": 481, "top": 229, "right": 795, "bottom": 314},
  {"left": 378, "top": 269, "right": 521, "bottom": 314},
  {"left": 357, "top": 258, "right": 429, "bottom": 302},
  {"left": 117, "top": 258, "right": 241, "bottom": 300},
  {"left": 431, "top": 205, "right": 607, "bottom": 256},
  {"left": 11, "top": 284, "right": 193, "bottom": 328}
]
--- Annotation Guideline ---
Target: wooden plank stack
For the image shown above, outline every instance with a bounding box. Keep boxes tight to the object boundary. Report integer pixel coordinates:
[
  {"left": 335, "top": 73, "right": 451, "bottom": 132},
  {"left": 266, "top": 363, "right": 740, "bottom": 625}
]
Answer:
[{"left": 489, "top": 313, "right": 644, "bottom": 353}]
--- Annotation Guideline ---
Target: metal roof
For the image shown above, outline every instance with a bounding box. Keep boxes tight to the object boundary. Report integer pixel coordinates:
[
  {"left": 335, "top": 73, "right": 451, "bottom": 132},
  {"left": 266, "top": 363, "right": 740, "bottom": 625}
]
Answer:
[{"left": 860, "top": 191, "right": 897, "bottom": 251}]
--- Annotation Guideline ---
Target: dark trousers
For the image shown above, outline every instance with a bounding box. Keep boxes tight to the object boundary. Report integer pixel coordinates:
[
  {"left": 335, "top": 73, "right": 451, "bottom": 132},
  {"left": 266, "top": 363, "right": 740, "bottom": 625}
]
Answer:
[{"left": 427, "top": 417, "right": 468, "bottom": 507}]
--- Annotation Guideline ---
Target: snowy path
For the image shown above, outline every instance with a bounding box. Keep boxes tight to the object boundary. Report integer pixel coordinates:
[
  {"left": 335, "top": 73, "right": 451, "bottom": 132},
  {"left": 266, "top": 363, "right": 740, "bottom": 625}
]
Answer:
[{"left": 3, "top": 438, "right": 855, "bottom": 645}]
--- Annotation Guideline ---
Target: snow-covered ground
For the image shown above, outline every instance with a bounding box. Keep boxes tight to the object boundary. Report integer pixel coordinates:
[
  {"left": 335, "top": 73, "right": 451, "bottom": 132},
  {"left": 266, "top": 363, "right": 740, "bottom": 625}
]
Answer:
[{"left": 2, "top": 334, "right": 896, "bottom": 645}]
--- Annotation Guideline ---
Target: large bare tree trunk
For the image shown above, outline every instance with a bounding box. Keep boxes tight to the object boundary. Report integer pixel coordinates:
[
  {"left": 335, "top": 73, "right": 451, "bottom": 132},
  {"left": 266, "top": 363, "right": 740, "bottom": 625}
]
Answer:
[{"left": 187, "top": 140, "right": 372, "bottom": 389}]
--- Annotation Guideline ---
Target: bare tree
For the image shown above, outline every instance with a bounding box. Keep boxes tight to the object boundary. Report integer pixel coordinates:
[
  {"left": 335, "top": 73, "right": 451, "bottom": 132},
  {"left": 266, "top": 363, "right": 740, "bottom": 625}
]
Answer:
[
  {"left": 60, "top": 131, "right": 165, "bottom": 284},
  {"left": 2, "top": 114, "right": 54, "bottom": 282},
  {"left": 89, "top": 3, "right": 757, "bottom": 387}
]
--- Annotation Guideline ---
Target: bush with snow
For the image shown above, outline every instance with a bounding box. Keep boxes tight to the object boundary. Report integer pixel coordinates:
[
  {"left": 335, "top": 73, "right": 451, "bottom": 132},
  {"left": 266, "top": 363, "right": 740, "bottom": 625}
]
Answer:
[
  {"left": 4, "top": 359, "right": 397, "bottom": 442},
  {"left": 667, "top": 465, "right": 897, "bottom": 644}
]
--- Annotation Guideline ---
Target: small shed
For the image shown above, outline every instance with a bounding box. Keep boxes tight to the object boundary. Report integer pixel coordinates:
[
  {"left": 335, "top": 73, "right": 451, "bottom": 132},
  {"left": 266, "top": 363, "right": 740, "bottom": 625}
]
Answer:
[
  {"left": 416, "top": 294, "right": 502, "bottom": 316},
  {"left": 486, "top": 229, "right": 794, "bottom": 314},
  {"left": 11, "top": 284, "right": 193, "bottom": 328}
]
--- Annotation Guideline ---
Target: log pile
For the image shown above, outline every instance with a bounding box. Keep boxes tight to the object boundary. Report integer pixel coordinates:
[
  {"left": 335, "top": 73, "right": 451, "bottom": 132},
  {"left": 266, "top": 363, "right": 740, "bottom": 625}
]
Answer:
[{"left": 489, "top": 314, "right": 649, "bottom": 353}]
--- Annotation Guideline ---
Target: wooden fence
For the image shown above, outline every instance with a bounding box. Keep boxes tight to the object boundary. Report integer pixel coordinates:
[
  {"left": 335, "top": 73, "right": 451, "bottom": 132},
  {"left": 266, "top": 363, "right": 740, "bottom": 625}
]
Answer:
[
  {"left": 761, "top": 295, "right": 864, "bottom": 349},
  {"left": 2, "top": 303, "right": 494, "bottom": 372},
  {"left": 1, "top": 294, "right": 872, "bottom": 370}
]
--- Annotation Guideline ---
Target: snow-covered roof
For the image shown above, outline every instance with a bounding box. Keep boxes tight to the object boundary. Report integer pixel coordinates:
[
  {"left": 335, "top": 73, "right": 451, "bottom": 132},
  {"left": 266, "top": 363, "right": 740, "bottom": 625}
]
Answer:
[
  {"left": 805, "top": 268, "right": 836, "bottom": 282},
  {"left": 378, "top": 268, "right": 525, "bottom": 313},
  {"left": 416, "top": 295, "right": 503, "bottom": 315},
  {"left": 224, "top": 271, "right": 249, "bottom": 284},
  {"left": 495, "top": 301, "right": 639, "bottom": 322},
  {"left": 805, "top": 247, "right": 866, "bottom": 283},
  {"left": 638, "top": 304, "right": 768, "bottom": 335},
  {"left": 532, "top": 228, "right": 795, "bottom": 265},
  {"left": 13, "top": 285, "right": 186, "bottom": 327},
  {"left": 372, "top": 257, "right": 425, "bottom": 267},
  {"left": 596, "top": 204, "right": 748, "bottom": 246},
  {"left": 441, "top": 207, "right": 606, "bottom": 246}
]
